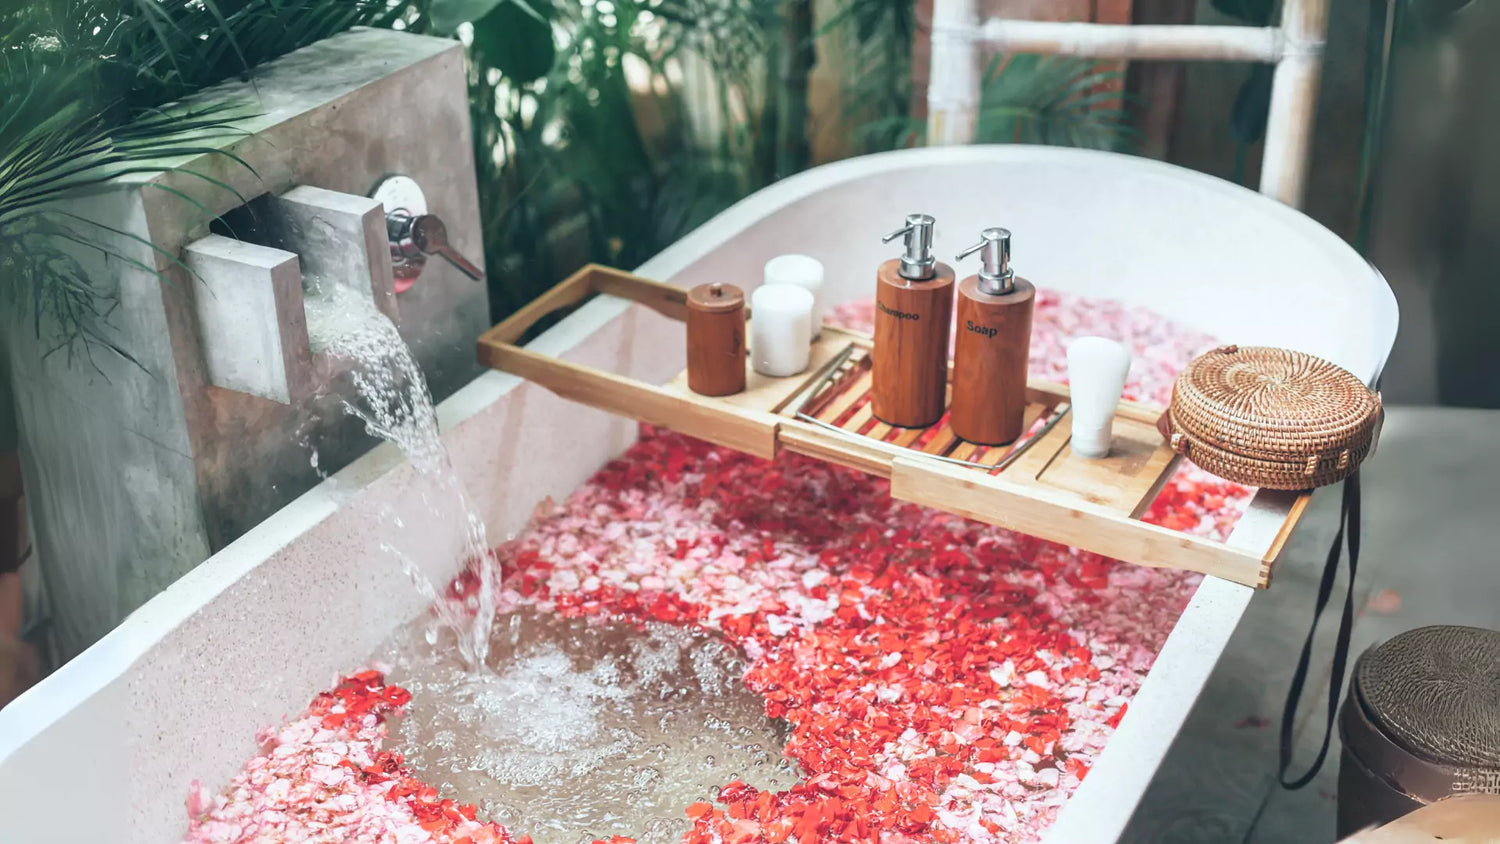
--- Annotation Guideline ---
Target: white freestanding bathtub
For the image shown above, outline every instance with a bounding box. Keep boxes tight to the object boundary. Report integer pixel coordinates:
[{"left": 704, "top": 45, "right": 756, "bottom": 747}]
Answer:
[{"left": 0, "top": 147, "right": 1397, "bottom": 844}]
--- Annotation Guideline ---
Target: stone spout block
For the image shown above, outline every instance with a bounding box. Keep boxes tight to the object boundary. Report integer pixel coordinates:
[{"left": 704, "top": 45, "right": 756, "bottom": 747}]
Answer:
[
  {"left": 256, "top": 186, "right": 399, "bottom": 322},
  {"left": 184, "top": 234, "right": 315, "bottom": 404}
]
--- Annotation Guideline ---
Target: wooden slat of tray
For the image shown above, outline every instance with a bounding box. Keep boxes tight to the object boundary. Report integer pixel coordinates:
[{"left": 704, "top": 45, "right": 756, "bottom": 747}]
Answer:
[
  {"left": 844, "top": 403, "right": 876, "bottom": 435},
  {"left": 1036, "top": 417, "right": 1182, "bottom": 513},
  {"left": 803, "top": 355, "right": 867, "bottom": 419},
  {"left": 815, "top": 371, "right": 871, "bottom": 425},
  {"left": 480, "top": 345, "right": 782, "bottom": 459},
  {"left": 950, "top": 441, "right": 981, "bottom": 463},
  {"left": 923, "top": 424, "right": 960, "bottom": 456},
  {"left": 975, "top": 403, "right": 1051, "bottom": 468},
  {"left": 889, "top": 426, "right": 926, "bottom": 449},
  {"left": 977, "top": 445, "right": 1010, "bottom": 468},
  {"left": 889, "top": 456, "right": 1269, "bottom": 587}
]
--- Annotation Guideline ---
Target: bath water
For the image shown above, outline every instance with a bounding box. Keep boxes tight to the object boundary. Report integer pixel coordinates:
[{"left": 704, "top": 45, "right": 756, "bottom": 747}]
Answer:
[{"left": 378, "top": 608, "right": 799, "bottom": 844}]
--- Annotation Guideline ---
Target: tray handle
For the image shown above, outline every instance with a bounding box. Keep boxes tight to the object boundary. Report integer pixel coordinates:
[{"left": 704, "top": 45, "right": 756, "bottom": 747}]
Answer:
[
  {"left": 477, "top": 264, "right": 782, "bottom": 461},
  {"left": 484, "top": 264, "right": 693, "bottom": 347}
]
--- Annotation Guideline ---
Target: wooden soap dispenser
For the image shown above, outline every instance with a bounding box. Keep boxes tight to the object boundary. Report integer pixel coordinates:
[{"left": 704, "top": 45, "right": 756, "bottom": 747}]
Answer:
[
  {"left": 950, "top": 227, "right": 1036, "bottom": 445},
  {"left": 872, "top": 213, "right": 956, "bottom": 428}
]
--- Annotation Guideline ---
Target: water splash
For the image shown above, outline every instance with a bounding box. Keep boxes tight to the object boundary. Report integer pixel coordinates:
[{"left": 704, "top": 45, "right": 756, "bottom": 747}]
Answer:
[
  {"left": 379, "top": 607, "right": 799, "bottom": 843},
  {"left": 304, "top": 280, "right": 497, "bottom": 669}
]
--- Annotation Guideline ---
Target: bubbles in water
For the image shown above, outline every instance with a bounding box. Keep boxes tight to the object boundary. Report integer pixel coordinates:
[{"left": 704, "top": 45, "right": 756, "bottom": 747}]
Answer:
[{"left": 379, "top": 607, "right": 798, "bottom": 843}]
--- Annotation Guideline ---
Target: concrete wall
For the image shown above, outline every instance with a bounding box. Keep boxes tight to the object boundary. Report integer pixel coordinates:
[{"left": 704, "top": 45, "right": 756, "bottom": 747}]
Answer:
[{"left": 4, "top": 30, "right": 488, "bottom": 661}]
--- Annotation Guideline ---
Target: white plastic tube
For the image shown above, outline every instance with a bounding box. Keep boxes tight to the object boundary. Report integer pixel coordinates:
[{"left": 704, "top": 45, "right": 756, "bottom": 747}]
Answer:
[
  {"left": 750, "top": 284, "right": 814, "bottom": 377},
  {"left": 1066, "top": 337, "right": 1132, "bottom": 459},
  {"left": 764, "top": 254, "right": 826, "bottom": 338}
]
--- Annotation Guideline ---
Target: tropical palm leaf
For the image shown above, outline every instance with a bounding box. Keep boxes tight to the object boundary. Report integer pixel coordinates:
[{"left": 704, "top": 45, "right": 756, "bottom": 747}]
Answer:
[
  {"left": 1, "top": 0, "right": 394, "bottom": 365},
  {"left": 108, "top": 0, "right": 400, "bottom": 106},
  {"left": 820, "top": 0, "right": 917, "bottom": 154},
  {"left": 975, "top": 53, "right": 1140, "bottom": 152},
  {"left": 0, "top": 105, "right": 251, "bottom": 362}
]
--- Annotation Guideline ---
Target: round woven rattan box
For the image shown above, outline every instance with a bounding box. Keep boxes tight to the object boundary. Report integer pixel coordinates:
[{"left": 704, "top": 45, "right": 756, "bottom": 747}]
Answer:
[{"left": 1159, "top": 346, "right": 1382, "bottom": 490}]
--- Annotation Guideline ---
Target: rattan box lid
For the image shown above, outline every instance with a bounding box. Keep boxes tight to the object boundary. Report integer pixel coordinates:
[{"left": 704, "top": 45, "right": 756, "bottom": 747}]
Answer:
[
  {"left": 1161, "top": 345, "right": 1382, "bottom": 490},
  {"left": 1356, "top": 626, "right": 1500, "bottom": 770}
]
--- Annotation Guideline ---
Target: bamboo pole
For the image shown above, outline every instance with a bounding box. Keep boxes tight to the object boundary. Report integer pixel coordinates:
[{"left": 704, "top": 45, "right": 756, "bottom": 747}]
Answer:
[
  {"left": 924, "top": 0, "right": 1326, "bottom": 207},
  {"left": 925, "top": 0, "right": 981, "bottom": 146},
  {"left": 930, "top": 20, "right": 1284, "bottom": 63},
  {"left": 1259, "top": 0, "right": 1330, "bottom": 207}
]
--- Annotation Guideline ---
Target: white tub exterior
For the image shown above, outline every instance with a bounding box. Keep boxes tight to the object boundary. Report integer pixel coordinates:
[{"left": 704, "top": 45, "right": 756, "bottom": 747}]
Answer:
[{"left": 0, "top": 147, "right": 1397, "bottom": 844}]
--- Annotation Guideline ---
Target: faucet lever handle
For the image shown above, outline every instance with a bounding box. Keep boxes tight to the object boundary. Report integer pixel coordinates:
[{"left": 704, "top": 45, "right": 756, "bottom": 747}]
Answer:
[
  {"left": 386, "top": 209, "right": 484, "bottom": 285},
  {"left": 410, "top": 214, "right": 484, "bottom": 281}
]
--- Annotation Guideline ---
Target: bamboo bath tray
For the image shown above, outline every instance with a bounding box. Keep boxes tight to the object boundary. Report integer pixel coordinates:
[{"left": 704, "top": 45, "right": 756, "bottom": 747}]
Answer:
[{"left": 477, "top": 265, "right": 1311, "bottom": 588}]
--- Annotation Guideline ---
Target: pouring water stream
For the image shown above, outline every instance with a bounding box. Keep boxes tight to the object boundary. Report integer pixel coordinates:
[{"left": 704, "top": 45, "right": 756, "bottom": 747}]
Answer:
[{"left": 304, "top": 279, "right": 498, "bottom": 670}]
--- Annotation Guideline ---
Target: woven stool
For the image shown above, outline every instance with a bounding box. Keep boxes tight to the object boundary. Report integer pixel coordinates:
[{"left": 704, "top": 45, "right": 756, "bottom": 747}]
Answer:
[
  {"left": 1160, "top": 345, "right": 1382, "bottom": 490},
  {"left": 1338, "top": 626, "right": 1500, "bottom": 837}
]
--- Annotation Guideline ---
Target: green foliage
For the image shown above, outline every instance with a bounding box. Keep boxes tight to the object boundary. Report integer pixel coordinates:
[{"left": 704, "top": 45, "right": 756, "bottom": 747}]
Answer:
[
  {"left": 452, "top": 0, "right": 778, "bottom": 321},
  {"left": 6, "top": 1, "right": 398, "bottom": 110},
  {"left": 430, "top": 0, "right": 511, "bottom": 33},
  {"left": 0, "top": 66, "right": 249, "bottom": 367},
  {"left": 821, "top": 0, "right": 917, "bottom": 154},
  {"left": 2, "top": 0, "right": 1148, "bottom": 364},
  {"left": 826, "top": 7, "right": 1136, "bottom": 155},
  {"left": 0, "top": 0, "right": 396, "bottom": 363},
  {"left": 472, "top": 0, "right": 556, "bottom": 84},
  {"left": 975, "top": 54, "right": 1139, "bottom": 151}
]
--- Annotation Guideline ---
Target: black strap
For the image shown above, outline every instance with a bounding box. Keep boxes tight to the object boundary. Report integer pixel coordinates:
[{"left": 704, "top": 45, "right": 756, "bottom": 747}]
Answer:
[{"left": 1279, "top": 472, "right": 1362, "bottom": 790}]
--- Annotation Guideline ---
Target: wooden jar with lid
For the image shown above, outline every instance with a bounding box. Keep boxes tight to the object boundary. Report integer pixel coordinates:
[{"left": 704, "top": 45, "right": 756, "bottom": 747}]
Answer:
[
  {"left": 950, "top": 228, "right": 1035, "bottom": 445},
  {"left": 872, "top": 214, "right": 956, "bottom": 428},
  {"left": 685, "top": 282, "right": 746, "bottom": 396}
]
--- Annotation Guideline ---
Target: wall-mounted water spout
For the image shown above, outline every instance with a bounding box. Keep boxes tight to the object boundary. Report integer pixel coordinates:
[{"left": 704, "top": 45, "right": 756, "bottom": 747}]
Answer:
[
  {"left": 184, "top": 235, "right": 313, "bottom": 404},
  {"left": 268, "top": 186, "right": 400, "bottom": 321},
  {"left": 185, "top": 182, "right": 412, "bottom": 403}
]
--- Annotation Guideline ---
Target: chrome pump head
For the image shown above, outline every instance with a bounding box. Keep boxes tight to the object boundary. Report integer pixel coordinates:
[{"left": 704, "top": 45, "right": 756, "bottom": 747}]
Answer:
[
  {"left": 881, "top": 213, "right": 938, "bottom": 281},
  {"left": 956, "top": 227, "right": 1015, "bottom": 295}
]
